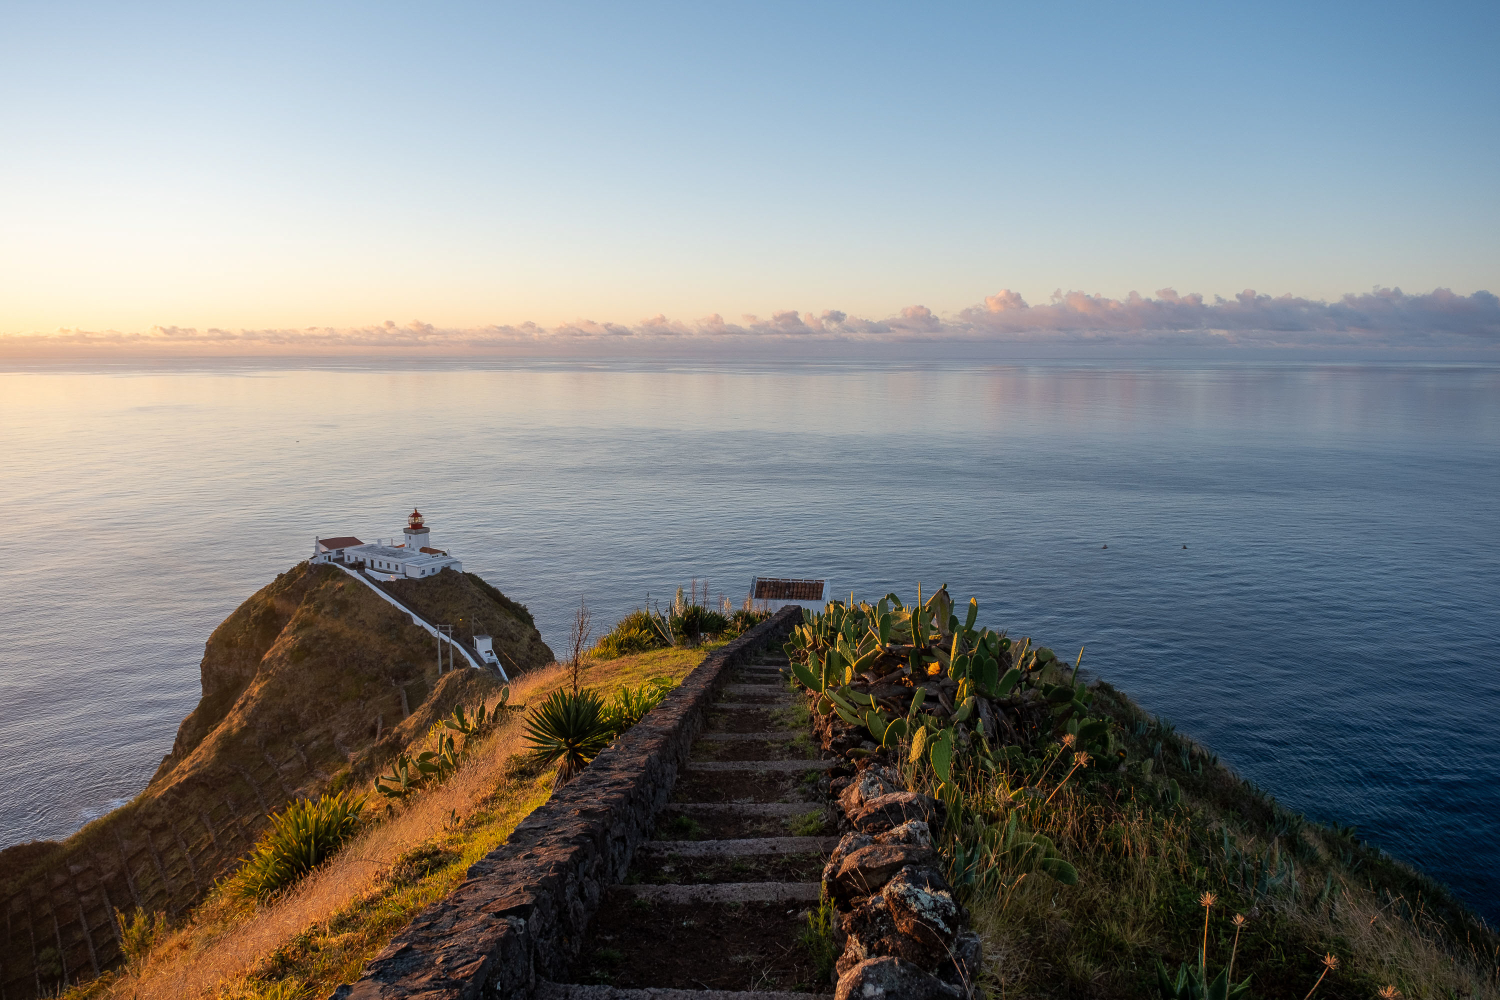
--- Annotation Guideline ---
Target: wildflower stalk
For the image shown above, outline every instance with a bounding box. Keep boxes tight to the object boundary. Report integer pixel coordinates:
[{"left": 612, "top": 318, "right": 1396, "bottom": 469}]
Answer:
[
  {"left": 1228, "top": 914, "right": 1247, "bottom": 981},
  {"left": 1033, "top": 734, "right": 1074, "bottom": 789},
  {"left": 1044, "top": 750, "right": 1090, "bottom": 805},
  {"left": 1303, "top": 953, "right": 1338, "bottom": 1000},
  {"left": 1199, "top": 892, "right": 1217, "bottom": 975}
]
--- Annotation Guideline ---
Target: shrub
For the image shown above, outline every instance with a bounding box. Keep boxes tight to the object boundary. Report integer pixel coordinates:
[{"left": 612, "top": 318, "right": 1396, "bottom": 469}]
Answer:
[
  {"left": 727, "top": 608, "right": 769, "bottom": 634},
  {"left": 523, "top": 688, "right": 615, "bottom": 783},
  {"left": 232, "top": 792, "right": 366, "bottom": 900},
  {"left": 115, "top": 906, "right": 167, "bottom": 970},
  {"left": 603, "top": 679, "right": 675, "bottom": 733},
  {"left": 593, "top": 602, "right": 768, "bottom": 659},
  {"left": 593, "top": 610, "right": 666, "bottom": 660}
]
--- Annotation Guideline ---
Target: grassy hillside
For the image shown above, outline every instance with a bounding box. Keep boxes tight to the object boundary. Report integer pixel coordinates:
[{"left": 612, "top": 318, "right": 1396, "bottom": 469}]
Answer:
[
  {"left": 785, "top": 592, "right": 1497, "bottom": 999},
  {"left": 0, "top": 562, "right": 552, "bottom": 999},
  {"left": 61, "top": 645, "right": 711, "bottom": 1000},
  {"left": 933, "top": 673, "right": 1500, "bottom": 999}
]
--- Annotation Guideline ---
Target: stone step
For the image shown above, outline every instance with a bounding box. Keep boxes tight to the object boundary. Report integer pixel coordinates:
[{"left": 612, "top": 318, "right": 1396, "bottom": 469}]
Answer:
[
  {"left": 538, "top": 984, "right": 811, "bottom": 1000},
  {"left": 687, "top": 759, "right": 836, "bottom": 772},
  {"left": 610, "top": 881, "right": 821, "bottom": 904},
  {"left": 696, "top": 732, "right": 801, "bottom": 742},
  {"left": 710, "top": 702, "right": 793, "bottom": 712},
  {"left": 664, "top": 802, "right": 818, "bottom": 818},
  {"left": 656, "top": 801, "right": 832, "bottom": 840},
  {"left": 637, "top": 836, "right": 839, "bottom": 858},
  {"left": 722, "top": 684, "right": 791, "bottom": 697},
  {"left": 570, "top": 898, "right": 827, "bottom": 992}
]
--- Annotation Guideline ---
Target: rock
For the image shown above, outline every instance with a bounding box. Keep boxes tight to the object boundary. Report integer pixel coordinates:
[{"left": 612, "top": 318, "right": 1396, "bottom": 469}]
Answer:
[
  {"left": 833, "top": 844, "right": 935, "bottom": 902},
  {"left": 882, "top": 866, "right": 961, "bottom": 950},
  {"left": 849, "top": 791, "right": 946, "bottom": 834},
  {"left": 838, "top": 767, "right": 901, "bottom": 814},
  {"left": 874, "top": 819, "right": 932, "bottom": 849},
  {"left": 837, "top": 895, "right": 944, "bottom": 977},
  {"left": 936, "top": 929, "right": 984, "bottom": 988},
  {"left": 835, "top": 956, "right": 964, "bottom": 1000},
  {"left": 822, "top": 832, "right": 874, "bottom": 889}
]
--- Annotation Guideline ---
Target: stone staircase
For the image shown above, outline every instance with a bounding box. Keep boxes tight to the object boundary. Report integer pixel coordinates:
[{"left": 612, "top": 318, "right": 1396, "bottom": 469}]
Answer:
[{"left": 538, "top": 650, "right": 835, "bottom": 997}]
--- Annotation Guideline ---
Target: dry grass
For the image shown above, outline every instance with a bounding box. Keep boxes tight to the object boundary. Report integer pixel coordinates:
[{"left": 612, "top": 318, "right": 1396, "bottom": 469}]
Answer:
[{"left": 79, "top": 646, "right": 709, "bottom": 1000}]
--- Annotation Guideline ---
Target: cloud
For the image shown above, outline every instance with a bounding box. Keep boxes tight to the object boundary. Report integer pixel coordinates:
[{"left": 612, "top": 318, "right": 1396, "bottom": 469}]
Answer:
[{"left": 3, "top": 286, "right": 1497, "bottom": 357}]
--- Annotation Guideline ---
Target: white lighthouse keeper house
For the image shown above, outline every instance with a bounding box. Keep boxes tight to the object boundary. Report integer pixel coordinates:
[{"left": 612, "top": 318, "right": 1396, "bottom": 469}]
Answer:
[{"left": 312, "top": 509, "right": 463, "bottom": 580}]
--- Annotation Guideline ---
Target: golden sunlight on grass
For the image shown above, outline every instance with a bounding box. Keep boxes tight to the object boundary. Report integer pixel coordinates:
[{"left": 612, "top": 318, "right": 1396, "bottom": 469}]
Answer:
[{"left": 78, "top": 646, "right": 709, "bottom": 1000}]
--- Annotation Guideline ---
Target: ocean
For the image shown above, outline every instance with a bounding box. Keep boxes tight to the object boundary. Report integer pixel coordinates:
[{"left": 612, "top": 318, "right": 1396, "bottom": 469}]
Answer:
[{"left": 1, "top": 359, "right": 1496, "bottom": 921}]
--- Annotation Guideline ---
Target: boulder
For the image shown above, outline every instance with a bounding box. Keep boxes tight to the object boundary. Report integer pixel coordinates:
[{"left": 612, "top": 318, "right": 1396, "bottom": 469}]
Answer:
[
  {"left": 882, "top": 866, "right": 961, "bottom": 950},
  {"left": 833, "top": 844, "right": 935, "bottom": 902},
  {"left": 838, "top": 767, "right": 900, "bottom": 815},
  {"left": 822, "top": 832, "right": 874, "bottom": 889},
  {"left": 849, "top": 791, "right": 946, "bottom": 834},
  {"left": 936, "top": 929, "right": 985, "bottom": 988},
  {"left": 836, "top": 895, "right": 944, "bottom": 977},
  {"left": 874, "top": 819, "right": 932, "bottom": 849},
  {"left": 834, "top": 956, "right": 964, "bottom": 1000}
]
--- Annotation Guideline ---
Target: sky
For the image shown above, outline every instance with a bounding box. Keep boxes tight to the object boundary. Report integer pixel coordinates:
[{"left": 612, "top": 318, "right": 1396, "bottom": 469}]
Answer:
[{"left": 2, "top": 1, "right": 1498, "bottom": 354}]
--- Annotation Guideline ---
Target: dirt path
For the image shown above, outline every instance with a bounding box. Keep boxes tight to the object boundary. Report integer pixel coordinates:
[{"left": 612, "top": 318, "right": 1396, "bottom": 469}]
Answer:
[{"left": 539, "top": 647, "right": 834, "bottom": 998}]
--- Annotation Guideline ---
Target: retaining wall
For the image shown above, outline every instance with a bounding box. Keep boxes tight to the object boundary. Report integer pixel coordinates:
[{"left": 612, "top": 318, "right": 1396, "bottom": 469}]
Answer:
[{"left": 332, "top": 605, "right": 803, "bottom": 1000}]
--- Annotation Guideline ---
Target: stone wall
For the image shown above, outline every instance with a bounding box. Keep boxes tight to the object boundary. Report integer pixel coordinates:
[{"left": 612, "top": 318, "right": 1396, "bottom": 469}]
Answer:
[{"left": 332, "top": 605, "right": 804, "bottom": 1000}]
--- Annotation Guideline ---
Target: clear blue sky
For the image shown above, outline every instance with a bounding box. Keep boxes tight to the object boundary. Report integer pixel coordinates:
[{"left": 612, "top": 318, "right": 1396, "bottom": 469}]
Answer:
[{"left": 2, "top": 1, "right": 1496, "bottom": 335}]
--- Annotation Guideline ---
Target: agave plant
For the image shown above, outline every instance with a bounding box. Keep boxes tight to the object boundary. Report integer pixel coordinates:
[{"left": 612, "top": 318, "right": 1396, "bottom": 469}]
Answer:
[
  {"left": 523, "top": 688, "right": 615, "bottom": 783},
  {"left": 234, "top": 792, "right": 365, "bottom": 900}
]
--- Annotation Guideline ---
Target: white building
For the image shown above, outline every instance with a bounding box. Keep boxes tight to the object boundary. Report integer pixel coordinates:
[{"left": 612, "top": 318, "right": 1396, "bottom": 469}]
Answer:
[
  {"left": 313, "top": 509, "right": 464, "bottom": 581},
  {"left": 747, "top": 576, "right": 832, "bottom": 614}
]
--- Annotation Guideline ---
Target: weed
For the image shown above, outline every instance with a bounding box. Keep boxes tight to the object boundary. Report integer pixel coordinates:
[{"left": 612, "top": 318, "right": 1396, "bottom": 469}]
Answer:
[
  {"left": 114, "top": 907, "right": 168, "bottom": 970},
  {"left": 786, "top": 809, "right": 828, "bottom": 837},
  {"left": 660, "top": 814, "right": 705, "bottom": 840},
  {"left": 383, "top": 843, "right": 459, "bottom": 887},
  {"left": 799, "top": 892, "right": 839, "bottom": 984}
]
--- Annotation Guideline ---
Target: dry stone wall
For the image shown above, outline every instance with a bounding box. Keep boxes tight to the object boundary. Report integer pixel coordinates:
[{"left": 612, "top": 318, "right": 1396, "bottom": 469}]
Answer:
[{"left": 331, "top": 606, "right": 804, "bottom": 1000}]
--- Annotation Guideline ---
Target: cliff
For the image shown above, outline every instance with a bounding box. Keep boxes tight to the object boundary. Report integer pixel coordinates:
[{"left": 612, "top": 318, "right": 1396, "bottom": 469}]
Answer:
[{"left": 0, "top": 562, "right": 552, "bottom": 999}]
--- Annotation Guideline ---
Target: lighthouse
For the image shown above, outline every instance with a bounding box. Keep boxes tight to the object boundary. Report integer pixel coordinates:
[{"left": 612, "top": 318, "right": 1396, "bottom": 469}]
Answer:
[
  {"left": 313, "top": 508, "right": 461, "bottom": 579},
  {"left": 403, "top": 508, "right": 431, "bottom": 551}
]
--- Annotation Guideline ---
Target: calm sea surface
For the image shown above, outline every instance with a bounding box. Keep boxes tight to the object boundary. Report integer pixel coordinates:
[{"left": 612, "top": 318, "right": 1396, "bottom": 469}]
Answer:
[{"left": 1, "top": 360, "right": 1497, "bottom": 919}]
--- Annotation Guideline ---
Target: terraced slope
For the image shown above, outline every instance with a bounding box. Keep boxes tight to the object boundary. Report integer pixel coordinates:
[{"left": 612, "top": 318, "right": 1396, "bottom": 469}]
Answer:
[{"left": 542, "top": 647, "right": 836, "bottom": 998}]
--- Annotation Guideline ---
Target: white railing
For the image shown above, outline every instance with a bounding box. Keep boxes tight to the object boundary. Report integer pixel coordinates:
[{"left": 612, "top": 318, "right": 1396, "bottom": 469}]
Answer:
[{"left": 328, "top": 562, "right": 508, "bottom": 680}]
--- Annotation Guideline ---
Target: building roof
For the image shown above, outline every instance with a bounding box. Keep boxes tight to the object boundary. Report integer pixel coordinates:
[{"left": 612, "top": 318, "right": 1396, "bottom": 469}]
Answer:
[
  {"left": 752, "top": 577, "right": 825, "bottom": 600},
  {"left": 318, "top": 536, "right": 364, "bottom": 550}
]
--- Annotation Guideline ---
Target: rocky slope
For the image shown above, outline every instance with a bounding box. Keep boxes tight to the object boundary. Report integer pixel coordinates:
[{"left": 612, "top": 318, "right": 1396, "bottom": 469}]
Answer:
[{"left": 0, "top": 562, "right": 551, "bottom": 1000}]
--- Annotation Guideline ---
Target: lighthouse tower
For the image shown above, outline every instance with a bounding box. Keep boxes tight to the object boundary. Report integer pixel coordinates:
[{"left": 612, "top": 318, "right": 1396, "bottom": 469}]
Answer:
[{"left": 403, "top": 508, "right": 431, "bottom": 551}]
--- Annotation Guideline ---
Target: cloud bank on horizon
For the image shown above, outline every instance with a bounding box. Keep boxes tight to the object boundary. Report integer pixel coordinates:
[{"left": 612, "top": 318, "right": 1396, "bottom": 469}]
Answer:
[{"left": 5, "top": 286, "right": 1498, "bottom": 356}]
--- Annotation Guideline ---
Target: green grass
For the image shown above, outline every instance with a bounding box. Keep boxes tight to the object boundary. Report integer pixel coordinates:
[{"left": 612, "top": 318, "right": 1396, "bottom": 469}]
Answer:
[{"left": 786, "top": 809, "right": 829, "bottom": 837}]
